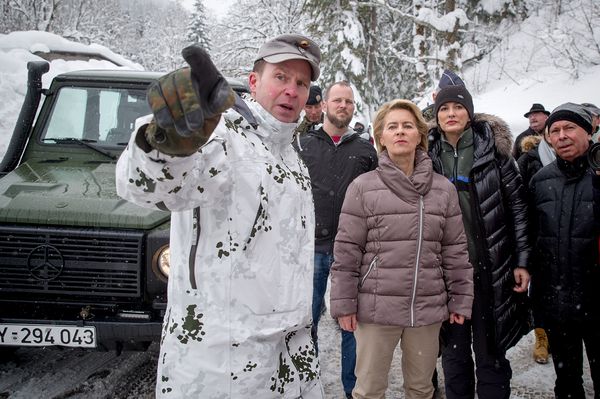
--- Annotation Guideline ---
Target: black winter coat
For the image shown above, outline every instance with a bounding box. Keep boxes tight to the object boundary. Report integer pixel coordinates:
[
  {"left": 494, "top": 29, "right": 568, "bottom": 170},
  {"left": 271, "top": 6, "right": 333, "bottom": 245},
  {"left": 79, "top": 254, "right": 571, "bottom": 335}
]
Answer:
[
  {"left": 294, "top": 128, "right": 378, "bottom": 252},
  {"left": 529, "top": 154, "right": 600, "bottom": 327},
  {"left": 517, "top": 147, "right": 543, "bottom": 189},
  {"left": 429, "top": 114, "right": 531, "bottom": 353},
  {"left": 513, "top": 127, "right": 537, "bottom": 160}
]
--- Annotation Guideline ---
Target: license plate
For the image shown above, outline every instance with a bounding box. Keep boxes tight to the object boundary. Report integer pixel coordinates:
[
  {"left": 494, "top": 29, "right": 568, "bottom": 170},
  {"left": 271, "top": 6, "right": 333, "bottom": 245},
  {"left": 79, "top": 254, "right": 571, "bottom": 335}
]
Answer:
[{"left": 0, "top": 324, "right": 96, "bottom": 348}]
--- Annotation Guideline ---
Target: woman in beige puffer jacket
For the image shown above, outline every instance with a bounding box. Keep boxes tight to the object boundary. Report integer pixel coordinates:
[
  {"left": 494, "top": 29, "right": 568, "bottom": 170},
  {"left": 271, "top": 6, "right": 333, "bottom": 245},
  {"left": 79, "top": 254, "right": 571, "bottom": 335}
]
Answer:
[{"left": 330, "top": 99, "right": 473, "bottom": 399}]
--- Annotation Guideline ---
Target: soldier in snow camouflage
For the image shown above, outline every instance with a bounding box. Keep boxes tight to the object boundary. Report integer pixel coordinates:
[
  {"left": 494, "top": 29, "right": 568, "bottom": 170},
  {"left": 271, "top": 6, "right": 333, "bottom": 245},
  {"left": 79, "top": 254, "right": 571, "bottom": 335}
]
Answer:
[{"left": 116, "top": 35, "right": 324, "bottom": 398}]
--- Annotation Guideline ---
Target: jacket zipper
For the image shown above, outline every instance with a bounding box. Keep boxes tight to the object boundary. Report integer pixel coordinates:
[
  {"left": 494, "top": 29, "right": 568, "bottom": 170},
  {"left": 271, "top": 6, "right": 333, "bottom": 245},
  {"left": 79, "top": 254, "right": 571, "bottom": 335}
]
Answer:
[
  {"left": 453, "top": 147, "right": 459, "bottom": 186},
  {"left": 360, "top": 255, "right": 378, "bottom": 288},
  {"left": 410, "top": 195, "right": 425, "bottom": 327},
  {"left": 188, "top": 207, "right": 201, "bottom": 289}
]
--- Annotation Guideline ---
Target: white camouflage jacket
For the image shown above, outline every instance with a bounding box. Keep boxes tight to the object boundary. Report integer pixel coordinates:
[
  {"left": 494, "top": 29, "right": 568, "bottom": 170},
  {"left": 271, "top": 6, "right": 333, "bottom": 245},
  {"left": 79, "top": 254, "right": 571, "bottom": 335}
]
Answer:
[{"left": 116, "top": 97, "right": 322, "bottom": 398}]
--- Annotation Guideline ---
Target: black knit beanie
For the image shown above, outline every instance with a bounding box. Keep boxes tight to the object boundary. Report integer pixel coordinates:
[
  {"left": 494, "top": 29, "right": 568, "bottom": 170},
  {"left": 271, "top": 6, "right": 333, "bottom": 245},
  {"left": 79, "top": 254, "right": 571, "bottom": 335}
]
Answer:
[
  {"left": 434, "top": 85, "right": 474, "bottom": 122},
  {"left": 546, "top": 102, "right": 593, "bottom": 135},
  {"left": 306, "top": 85, "right": 322, "bottom": 105}
]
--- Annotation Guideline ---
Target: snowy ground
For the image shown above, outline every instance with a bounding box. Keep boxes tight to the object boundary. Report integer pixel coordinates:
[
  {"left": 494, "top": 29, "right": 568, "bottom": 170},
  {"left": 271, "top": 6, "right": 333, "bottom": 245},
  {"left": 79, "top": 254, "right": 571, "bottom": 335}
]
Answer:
[
  {"left": 0, "top": 280, "right": 593, "bottom": 397},
  {"left": 317, "top": 288, "right": 594, "bottom": 398}
]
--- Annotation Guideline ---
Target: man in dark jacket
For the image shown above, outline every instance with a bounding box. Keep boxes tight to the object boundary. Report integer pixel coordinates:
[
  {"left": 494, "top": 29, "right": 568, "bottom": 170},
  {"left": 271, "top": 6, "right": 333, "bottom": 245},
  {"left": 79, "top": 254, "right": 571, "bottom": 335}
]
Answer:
[
  {"left": 582, "top": 102, "right": 600, "bottom": 141},
  {"left": 516, "top": 129, "right": 556, "bottom": 365},
  {"left": 528, "top": 103, "right": 600, "bottom": 399},
  {"left": 294, "top": 81, "right": 378, "bottom": 399},
  {"left": 513, "top": 103, "right": 550, "bottom": 159},
  {"left": 429, "top": 85, "right": 531, "bottom": 399},
  {"left": 517, "top": 130, "right": 556, "bottom": 191}
]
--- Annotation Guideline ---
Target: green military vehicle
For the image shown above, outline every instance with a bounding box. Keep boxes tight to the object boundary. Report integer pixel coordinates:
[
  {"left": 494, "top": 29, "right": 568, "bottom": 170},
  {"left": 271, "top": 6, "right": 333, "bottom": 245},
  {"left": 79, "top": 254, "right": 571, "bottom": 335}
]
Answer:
[{"left": 0, "top": 61, "right": 246, "bottom": 351}]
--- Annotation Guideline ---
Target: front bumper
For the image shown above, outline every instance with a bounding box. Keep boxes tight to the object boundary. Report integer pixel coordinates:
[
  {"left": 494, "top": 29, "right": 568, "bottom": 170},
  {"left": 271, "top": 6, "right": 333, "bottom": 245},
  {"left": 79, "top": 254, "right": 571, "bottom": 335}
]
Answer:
[{"left": 0, "top": 317, "right": 163, "bottom": 349}]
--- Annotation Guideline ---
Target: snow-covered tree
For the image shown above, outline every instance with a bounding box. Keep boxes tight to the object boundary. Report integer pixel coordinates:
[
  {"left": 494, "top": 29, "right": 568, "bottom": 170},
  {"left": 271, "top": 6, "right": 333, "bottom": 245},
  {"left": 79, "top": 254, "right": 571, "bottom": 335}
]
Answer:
[
  {"left": 340, "top": 0, "right": 527, "bottom": 102},
  {"left": 124, "top": 0, "right": 190, "bottom": 71},
  {"left": 187, "top": 0, "right": 211, "bottom": 50},
  {"left": 531, "top": 0, "right": 600, "bottom": 78},
  {"left": 364, "top": 0, "right": 470, "bottom": 102},
  {"left": 51, "top": 0, "right": 127, "bottom": 45},
  {"left": 2, "top": 0, "right": 61, "bottom": 33},
  {"left": 304, "top": 0, "right": 372, "bottom": 117},
  {"left": 210, "top": 0, "right": 308, "bottom": 78},
  {"left": 2, "top": 0, "right": 190, "bottom": 71},
  {"left": 367, "top": 0, "right": 417, "bottom": 107}
]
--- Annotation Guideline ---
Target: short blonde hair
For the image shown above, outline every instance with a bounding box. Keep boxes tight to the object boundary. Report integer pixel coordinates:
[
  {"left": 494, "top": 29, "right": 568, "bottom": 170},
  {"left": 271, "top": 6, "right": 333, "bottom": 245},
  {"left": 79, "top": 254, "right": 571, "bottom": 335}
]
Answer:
[{"left": 373, "top": 99, "right": 428, "bottom": 153}]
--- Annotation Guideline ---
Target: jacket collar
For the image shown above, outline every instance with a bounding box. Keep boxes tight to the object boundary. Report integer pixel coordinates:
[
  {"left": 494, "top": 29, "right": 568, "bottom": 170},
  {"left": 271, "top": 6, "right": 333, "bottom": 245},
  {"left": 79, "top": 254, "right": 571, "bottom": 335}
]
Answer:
[
  {"left": 429, "top": 113, "right": 513, "bottom": 159},
  {"left": 441, "top": 127, "right": 474, "bottom": 151},
  {"left": 377, "top": 148, "right": 433, "bottom": 201},
  {"left": 557, "top": 150, "right": 590, "bottom": 181},
  {"left": 313, "top": 126, "right": 358, "bottom": 145},
  {"left": 236, "top": 98, "right": 298, "bottom": 148}
]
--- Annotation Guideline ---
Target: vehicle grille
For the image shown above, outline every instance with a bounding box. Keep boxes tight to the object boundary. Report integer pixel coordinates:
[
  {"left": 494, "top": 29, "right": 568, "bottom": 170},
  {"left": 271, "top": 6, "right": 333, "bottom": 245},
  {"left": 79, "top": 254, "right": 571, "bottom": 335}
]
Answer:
[{"left": 0, "top": 226, "right": 143, "bottom": 298}]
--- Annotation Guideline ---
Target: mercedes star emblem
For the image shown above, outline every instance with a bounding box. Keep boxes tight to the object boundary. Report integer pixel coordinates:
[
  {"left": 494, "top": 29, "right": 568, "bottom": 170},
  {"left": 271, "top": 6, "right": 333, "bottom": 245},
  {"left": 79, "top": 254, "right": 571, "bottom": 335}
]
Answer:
[{"left": 27, "top": 244, "right": 65, "bottom": 281}]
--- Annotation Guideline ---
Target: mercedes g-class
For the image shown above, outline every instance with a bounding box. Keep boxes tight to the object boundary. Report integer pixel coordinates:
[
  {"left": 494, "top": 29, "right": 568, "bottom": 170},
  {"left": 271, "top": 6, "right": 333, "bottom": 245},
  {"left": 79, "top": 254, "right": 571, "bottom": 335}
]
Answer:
[{"left": 0, "top": 61, "right": 245, "bottom": 351}]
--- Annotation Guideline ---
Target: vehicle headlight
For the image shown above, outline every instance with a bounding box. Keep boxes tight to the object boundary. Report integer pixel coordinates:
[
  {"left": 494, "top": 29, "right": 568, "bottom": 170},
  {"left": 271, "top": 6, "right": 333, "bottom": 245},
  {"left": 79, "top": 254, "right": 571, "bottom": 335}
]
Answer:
[{"left": 153, "top": 245, "right": 170, "bottom": 280}]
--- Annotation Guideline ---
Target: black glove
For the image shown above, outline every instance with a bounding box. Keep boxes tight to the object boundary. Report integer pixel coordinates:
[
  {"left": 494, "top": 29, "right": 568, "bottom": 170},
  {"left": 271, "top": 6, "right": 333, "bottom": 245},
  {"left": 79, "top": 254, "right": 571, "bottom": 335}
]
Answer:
[{"left": 143, "top": 46, "right": 235, "bottom": 156}]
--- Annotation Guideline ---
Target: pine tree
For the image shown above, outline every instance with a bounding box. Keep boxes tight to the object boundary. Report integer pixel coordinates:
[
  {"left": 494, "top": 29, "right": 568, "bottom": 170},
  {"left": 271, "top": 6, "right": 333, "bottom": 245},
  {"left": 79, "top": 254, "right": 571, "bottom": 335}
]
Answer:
[
  {"left": 305, "top": 0, "right": 372, "bottom": 118},
  {"left": 369, "top": 0, "right": 417, "bottom": 105},
  {"left": 187, "top": 0, "right": 211, "bottom": 51}
]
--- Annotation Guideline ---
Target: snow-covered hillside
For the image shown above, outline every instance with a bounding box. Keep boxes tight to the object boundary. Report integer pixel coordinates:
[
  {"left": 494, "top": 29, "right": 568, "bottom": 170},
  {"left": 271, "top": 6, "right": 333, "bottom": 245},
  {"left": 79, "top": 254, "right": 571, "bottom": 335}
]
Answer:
[{"left": 457, "top": 2, "right": 599, "bottom": 134}]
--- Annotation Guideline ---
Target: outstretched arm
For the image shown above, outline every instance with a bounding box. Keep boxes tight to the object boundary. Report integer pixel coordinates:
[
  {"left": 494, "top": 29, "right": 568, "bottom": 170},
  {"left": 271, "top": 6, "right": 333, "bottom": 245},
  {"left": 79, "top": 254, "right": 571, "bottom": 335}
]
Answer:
[{"left": 116, "top": 46, "right": 236, "bottom": 211}]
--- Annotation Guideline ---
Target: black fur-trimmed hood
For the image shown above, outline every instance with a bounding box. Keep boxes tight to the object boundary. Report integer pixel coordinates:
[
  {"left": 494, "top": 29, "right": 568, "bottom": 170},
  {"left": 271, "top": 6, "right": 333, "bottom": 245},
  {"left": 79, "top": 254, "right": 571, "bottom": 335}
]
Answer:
[{"left": 472, "top": 113, "right": 513, "bottom": 157}]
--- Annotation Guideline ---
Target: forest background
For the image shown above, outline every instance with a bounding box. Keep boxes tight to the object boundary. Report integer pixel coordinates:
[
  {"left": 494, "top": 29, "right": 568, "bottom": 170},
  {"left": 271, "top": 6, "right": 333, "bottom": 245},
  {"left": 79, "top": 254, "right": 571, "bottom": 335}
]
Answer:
[{"left": 1, "top": 0, "right": 599, "bottom": 123}]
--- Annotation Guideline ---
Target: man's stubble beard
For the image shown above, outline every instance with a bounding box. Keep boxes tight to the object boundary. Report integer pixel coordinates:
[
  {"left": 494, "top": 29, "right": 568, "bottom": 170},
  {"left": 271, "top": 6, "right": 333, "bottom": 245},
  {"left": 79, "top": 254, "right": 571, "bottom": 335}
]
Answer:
[{"left": 326, "top": 111, "right": 352, "bottom": 129}]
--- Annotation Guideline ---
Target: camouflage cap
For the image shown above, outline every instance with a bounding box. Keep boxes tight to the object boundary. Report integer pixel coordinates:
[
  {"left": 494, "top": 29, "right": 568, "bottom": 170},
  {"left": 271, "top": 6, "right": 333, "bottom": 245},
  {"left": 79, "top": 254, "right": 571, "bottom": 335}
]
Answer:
[{"left": 255, "top": 34, "right": 321, "bottom": 81}]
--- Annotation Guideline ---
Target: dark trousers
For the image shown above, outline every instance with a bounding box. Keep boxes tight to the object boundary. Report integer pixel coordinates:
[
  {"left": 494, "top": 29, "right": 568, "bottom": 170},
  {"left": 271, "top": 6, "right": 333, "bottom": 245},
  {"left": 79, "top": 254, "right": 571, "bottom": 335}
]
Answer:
[
  {"left": 546, "top": 321, "right": 600, "bottom": 399},
  {"left": 441, "top": 296, "right": 512, "bottom": 399}
]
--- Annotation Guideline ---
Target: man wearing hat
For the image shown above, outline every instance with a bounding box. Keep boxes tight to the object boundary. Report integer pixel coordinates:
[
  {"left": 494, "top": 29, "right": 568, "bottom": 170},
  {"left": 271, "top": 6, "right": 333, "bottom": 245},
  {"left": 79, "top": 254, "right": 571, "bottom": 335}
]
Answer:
[
  {"left": 516, "top": 103, "right": 554, "bottom": 367},
  {"left": 513, "top": 103, "right": 550, "bottom": 159},
  {"left": 116, "top": 34, "right": 324, "bottom": 397},
  {"left": 528, "top": 103, "right": 600, "bottom": 399},
  {"left": 582, "top": 102, "right": 600, "bottom": 141},
  {"left": 295, "top": 85, "right": 324, "bottom": 136}
]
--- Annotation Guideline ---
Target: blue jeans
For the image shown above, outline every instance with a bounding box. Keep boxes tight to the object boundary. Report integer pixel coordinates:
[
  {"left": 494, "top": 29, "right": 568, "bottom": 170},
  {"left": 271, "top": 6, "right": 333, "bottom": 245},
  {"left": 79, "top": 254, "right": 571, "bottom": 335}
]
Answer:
[{"left": 312, "top": 251, "right": 357, "bottom": 395}]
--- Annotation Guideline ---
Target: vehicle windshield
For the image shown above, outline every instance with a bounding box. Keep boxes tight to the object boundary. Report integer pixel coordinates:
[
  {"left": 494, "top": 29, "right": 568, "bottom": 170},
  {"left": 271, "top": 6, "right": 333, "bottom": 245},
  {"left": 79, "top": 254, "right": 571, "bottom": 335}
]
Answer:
[{"left": 40, "top": 86, "right": 150, "bottom": 146}]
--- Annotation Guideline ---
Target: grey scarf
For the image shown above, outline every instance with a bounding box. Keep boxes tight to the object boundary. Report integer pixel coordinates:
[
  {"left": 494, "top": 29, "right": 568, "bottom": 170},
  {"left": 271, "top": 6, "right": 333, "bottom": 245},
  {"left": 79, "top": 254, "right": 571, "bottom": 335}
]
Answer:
[{"left": 538, "top": 139, "right": 556, "bottom": 166}]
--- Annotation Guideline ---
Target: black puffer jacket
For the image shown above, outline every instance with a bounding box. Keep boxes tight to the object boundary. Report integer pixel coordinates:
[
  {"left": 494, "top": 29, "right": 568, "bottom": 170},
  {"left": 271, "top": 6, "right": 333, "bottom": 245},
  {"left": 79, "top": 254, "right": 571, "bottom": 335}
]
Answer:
[
  {"left": 294, "top": 127, "right": 378, "bottom": 252},
  {"left": 429, "top": 113, "right": 531, "bottom": 353},
  {"left": 517, "top": 147, "right": 542, "bottom": 189},
  {"left": 529, "top": 153, "right": 600, "bottom": 327}
]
